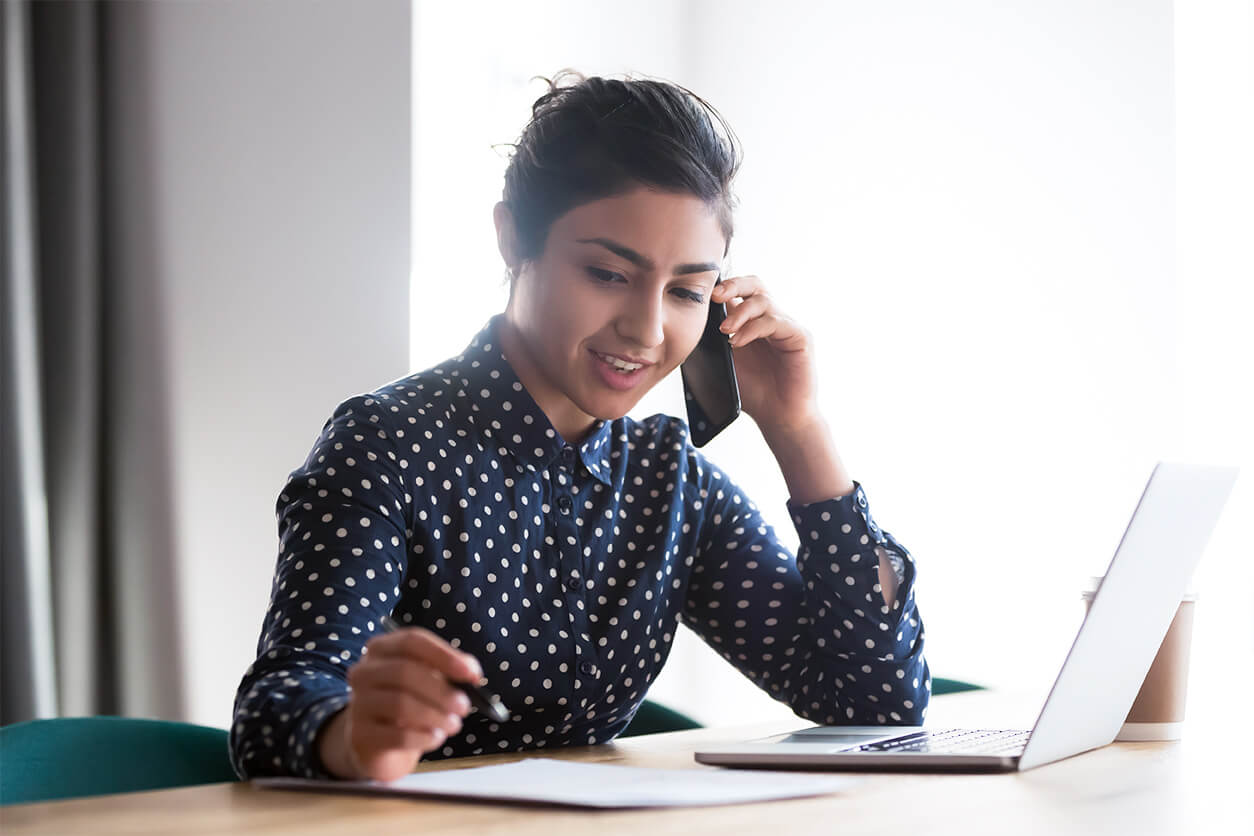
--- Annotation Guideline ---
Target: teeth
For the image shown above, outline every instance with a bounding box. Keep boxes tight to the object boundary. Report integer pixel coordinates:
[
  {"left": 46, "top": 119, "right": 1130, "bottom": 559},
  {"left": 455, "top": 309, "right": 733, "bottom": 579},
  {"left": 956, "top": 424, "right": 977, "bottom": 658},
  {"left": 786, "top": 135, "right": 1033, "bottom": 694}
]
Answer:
[{"left": 597, "top": 353, "right": 643, "bottom": 372}]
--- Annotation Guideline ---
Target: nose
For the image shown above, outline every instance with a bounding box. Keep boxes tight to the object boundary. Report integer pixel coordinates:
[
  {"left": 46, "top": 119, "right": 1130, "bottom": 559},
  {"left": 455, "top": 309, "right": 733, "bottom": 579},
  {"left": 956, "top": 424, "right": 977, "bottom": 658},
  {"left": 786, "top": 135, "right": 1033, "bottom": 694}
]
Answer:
[{"left": 615, "top": 289, "right": 665, "bottom": 349}]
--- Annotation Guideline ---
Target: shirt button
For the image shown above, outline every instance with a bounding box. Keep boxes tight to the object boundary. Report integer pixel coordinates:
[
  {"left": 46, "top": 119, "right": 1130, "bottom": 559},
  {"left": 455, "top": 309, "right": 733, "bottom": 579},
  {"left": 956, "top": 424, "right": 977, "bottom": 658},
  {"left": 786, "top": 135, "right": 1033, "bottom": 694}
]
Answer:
[
  {"left": 558, "top": 495, "right": 572, "bottom": 514},
  {"left": 566, "top": 576, "right": 581, "bottom": 592},
  {"left": 561, "top": 446, "right": 576, "bottom": 465},
  {"left": 578, "top": 661, "right": 595, "bottom": 676}
]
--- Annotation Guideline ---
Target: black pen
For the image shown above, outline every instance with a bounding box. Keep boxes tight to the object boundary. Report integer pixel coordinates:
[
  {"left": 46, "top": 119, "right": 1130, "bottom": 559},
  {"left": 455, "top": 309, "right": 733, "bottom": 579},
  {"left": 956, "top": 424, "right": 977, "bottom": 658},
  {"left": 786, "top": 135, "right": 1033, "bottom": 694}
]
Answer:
[{"left": 378, "top": 614, "right": 510, "bottom": 723}]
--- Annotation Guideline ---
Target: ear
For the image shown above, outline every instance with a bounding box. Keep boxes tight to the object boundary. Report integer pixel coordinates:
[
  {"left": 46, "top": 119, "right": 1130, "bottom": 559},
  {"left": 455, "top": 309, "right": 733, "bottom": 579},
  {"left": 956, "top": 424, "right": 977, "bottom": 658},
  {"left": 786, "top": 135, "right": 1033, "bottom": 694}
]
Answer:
[{"left": 493, "top": 202, "right": 521, "bottom": 280}]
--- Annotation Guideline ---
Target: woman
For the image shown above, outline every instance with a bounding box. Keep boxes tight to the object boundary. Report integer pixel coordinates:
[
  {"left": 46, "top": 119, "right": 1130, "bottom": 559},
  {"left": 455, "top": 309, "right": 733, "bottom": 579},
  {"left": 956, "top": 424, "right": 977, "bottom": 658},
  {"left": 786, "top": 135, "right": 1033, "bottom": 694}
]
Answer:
[{"left": 230, "top": 73, "right": 929, "bottom": 781}]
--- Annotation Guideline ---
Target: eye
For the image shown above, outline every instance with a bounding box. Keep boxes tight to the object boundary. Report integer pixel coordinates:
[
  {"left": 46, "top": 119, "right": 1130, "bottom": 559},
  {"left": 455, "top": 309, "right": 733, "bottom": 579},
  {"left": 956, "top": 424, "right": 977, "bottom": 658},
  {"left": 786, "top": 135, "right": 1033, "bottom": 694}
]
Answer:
[
  {"left": 586, "top": 267, "right": 625, "bottom": 284},
  {"left": 670, "top": 287, "right": 706, "bottom": 304}
]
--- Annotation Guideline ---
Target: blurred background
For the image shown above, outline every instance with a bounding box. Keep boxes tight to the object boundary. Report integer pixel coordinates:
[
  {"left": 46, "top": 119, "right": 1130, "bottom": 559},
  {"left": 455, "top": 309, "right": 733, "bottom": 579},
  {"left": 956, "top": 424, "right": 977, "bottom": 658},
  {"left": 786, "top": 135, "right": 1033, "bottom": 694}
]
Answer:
[{"left": 4, "top": 0, "right": 1250, "bottom": 735}]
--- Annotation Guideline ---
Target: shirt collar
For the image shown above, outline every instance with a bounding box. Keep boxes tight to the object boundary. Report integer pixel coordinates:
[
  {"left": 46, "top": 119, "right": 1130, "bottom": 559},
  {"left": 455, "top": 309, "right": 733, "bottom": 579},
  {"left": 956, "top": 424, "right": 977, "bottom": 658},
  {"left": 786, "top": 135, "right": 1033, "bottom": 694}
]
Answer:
[{"left": 450, "top": 316, "right": 614, "bottom": 486}]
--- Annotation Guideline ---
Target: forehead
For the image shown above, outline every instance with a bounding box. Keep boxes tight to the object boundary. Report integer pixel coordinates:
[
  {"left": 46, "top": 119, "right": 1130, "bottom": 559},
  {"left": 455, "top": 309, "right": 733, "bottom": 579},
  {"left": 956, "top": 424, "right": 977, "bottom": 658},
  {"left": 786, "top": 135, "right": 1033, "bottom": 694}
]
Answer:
[{"left": 548, "top": 187, "right": 727, "bottom": 264}]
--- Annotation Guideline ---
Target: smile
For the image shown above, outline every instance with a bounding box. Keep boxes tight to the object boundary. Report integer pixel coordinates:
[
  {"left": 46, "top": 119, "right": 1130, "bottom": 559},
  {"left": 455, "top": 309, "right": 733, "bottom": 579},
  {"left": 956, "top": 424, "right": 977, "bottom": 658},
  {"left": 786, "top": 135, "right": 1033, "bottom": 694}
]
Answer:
[{"left": 594, "top": 352, "right": 647, "bottom": 373}]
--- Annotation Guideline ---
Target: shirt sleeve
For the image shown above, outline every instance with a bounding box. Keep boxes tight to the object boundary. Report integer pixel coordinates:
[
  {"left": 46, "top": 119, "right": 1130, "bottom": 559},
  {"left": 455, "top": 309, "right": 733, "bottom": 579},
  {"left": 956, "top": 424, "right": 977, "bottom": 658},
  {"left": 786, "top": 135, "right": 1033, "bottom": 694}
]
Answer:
[
  {"left": 229, "top": 394, "right": 411, "bottom": 778},
  {"left": 681, "top": 463, "right": 930, "bottom": 726}
]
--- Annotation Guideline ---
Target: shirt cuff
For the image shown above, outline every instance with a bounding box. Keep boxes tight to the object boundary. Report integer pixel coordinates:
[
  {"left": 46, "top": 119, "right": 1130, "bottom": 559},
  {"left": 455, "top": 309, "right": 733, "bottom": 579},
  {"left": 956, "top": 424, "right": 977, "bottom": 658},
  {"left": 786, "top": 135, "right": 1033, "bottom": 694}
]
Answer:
[
  {"left": 295, "top": 692, "right": 353, "bottom": 778},
  {"left": 787, "top": 482, "right": 905, "bottom": 584},
  {"left": 787, "top": 482, "right": 886, "bottom": 542}
]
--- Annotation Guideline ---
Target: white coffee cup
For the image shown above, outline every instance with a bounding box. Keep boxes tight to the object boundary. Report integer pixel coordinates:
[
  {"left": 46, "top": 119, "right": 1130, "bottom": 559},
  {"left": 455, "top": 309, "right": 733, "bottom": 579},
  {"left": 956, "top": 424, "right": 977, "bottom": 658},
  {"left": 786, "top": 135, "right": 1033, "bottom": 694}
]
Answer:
[{"left": 1082, "top": 576, "right": 1198, "bottom": 741}]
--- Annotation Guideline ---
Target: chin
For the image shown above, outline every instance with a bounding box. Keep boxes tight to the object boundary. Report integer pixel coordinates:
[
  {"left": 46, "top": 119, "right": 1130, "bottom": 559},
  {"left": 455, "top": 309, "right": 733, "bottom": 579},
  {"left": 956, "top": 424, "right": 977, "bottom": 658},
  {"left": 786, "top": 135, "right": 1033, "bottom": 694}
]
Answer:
[
  {"left": 578, "top": 391, "right": 644, "bottom": 423},
  {"left": 588, "top": 401, "right": 638, "bottom": 422}
]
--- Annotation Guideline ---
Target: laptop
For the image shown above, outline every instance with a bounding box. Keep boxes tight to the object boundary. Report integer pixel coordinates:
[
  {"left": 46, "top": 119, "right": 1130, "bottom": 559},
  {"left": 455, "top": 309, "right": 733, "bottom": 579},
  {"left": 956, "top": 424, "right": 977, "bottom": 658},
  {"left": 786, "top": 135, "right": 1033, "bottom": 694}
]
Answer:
[{"left": 694, "top": 462, "right": 1238, "bottom": 772}]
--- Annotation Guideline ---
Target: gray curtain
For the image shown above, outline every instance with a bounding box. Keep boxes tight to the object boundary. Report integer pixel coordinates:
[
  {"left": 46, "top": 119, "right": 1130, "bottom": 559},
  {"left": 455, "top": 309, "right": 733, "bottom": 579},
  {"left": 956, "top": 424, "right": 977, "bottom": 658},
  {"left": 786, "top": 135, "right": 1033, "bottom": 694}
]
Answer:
[{"left": 2, "top": 0, "right": 184, "bottom": 725}]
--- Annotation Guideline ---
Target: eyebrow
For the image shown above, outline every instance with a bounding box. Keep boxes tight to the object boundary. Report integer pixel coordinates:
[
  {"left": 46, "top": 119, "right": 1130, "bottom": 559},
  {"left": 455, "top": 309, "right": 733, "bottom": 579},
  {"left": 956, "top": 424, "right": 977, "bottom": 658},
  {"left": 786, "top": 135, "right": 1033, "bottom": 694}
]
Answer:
[{"left": 575, "top": 237, "right": 719, "bottom": 277}]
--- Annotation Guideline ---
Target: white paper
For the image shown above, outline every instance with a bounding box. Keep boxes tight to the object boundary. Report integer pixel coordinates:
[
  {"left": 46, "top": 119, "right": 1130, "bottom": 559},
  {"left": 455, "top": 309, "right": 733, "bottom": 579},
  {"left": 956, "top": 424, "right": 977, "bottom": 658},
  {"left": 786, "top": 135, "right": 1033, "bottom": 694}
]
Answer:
[{"left": 255, "top": 758, "right": 859, "bottom": 808}]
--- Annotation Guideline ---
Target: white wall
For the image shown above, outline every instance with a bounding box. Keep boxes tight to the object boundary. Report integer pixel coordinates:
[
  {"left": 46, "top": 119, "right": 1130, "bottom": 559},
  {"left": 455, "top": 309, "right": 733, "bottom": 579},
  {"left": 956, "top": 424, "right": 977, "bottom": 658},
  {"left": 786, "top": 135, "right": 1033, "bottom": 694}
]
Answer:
[
  {"left": 679, "top": 0, "right": 1252, "bottom": 724},
  {"left": 1172, "top": 0, "right": 1254, "bottom": 738},
  {"left": 409, "top": 0, "right": 692, "bottom": 370},
  {"left": 676, "top": 0, "right": 1182, "bottom": 718},
  {"left": 118, "top": 0, "right": 411, "bottom": 726},
  {"left": 412, "top": 0, "right": 1251, "bottom": 729}
]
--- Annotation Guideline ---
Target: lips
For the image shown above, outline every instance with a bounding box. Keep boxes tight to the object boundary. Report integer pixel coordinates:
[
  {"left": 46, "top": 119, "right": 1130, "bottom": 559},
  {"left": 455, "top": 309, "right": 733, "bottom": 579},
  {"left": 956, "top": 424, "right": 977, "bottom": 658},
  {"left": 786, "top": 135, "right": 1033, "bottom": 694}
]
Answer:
[
  {"left": 589, "top": 349, "right": 654, "bottom": 392},
  {"left": 593, "top": 351, "right": 651, "bottom": 372}
]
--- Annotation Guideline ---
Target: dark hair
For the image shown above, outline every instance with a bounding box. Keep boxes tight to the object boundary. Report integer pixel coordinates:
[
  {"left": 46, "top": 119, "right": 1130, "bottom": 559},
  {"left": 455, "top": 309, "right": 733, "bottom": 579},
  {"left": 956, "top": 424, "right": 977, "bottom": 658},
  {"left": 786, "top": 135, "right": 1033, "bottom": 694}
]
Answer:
[{"left": 501, "top": 71, "right": 741, "bottom": 264}]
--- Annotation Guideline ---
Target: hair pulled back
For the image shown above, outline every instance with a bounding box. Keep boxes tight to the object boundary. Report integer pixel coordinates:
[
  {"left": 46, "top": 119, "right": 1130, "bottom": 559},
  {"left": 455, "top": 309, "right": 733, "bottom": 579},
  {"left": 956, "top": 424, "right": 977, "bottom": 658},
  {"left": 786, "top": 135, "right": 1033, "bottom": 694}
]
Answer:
[{"left": 501, "top": 71, "right": 741, "bottom": 264}]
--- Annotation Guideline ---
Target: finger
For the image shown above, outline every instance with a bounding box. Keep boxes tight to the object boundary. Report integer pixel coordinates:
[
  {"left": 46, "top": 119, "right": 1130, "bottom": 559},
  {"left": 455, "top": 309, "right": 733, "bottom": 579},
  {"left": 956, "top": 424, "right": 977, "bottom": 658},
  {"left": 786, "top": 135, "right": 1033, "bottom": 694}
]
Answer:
[
  {"left": 735, "top": 313, "right": 808, "bottom": 350},
  {"left": 351, "top": 714, "right": 448, "bottom": 760},
  {"left": 712, "top": 274, "right": 764, "bottom": 302},
  {"left": 364, "top": 626, "right": 482, "bottom": 683},
  {"left": 352, "top": 686, "right": 465, "bottom": 737},
  {"left": 729, "top": 312, "right": 788, "bottom": 348},
  {"left": 349, "top": 657, "right": 473, "bottom": 717},
  {"left": 719, "top": 293, "right": 772, "bottom": 335}
]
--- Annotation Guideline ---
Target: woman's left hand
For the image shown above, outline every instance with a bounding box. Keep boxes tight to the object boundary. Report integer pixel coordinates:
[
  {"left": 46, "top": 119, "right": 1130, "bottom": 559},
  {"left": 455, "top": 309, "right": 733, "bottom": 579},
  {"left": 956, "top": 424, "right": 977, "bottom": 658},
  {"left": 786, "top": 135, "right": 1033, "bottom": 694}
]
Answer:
[{"left": 711, "top": 275, "right": 819, "bottom": 435}]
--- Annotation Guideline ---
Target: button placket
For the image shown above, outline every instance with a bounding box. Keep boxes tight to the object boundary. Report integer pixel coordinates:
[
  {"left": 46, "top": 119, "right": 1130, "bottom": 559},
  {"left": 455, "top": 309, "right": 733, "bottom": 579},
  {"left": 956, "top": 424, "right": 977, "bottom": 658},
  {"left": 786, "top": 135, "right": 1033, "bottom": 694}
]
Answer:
[{"left": 551, "top": 453, "right": 595, "bottom": 696}]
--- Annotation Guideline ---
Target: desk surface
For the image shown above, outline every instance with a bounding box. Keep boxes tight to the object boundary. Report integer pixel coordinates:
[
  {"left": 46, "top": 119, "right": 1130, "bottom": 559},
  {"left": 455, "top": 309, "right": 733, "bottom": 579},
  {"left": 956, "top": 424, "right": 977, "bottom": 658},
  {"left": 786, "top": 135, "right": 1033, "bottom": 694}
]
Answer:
[{"left": 3, "top": 690, "right": 1250, "bottom": 835}]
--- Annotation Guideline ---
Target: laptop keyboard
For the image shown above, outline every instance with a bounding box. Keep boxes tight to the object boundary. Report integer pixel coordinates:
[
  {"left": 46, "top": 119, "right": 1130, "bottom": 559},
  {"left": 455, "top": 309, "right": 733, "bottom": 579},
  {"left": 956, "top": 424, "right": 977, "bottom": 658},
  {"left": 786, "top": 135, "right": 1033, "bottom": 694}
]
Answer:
[{"left": 854, "top": 728, "right": 1030, "bottom": 756}]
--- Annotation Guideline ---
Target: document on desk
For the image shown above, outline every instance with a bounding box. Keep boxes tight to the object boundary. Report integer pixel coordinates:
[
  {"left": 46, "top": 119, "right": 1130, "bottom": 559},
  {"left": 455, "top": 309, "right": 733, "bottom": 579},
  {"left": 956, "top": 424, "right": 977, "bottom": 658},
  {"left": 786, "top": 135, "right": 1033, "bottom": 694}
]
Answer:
[{"left": 255, "top": 758, "right": 859, "bottom": 809}]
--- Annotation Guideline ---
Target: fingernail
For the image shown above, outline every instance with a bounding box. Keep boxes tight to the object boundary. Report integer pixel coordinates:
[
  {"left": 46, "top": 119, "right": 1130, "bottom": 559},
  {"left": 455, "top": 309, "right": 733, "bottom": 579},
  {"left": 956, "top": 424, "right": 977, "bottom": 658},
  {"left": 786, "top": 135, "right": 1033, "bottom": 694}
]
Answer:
[
  {"left": 432, "top": 727, "right": 446, "bottom": 743},
  {"left": 455, "top": 692, "right": 472, "bottom": 714}
]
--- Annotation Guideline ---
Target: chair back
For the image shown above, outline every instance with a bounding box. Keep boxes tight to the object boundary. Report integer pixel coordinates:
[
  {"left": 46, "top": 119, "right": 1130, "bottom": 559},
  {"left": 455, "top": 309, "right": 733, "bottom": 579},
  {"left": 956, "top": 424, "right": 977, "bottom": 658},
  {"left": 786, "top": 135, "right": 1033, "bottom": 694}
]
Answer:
[
  {"left": 932, "top": 677, "right": 984, "bottom": 695},
  {"left": 620, "top": 699, "right": 702, "bottom": 738},
  {"left": 0, "top": 716, "right": 238, "bottom": 806}
]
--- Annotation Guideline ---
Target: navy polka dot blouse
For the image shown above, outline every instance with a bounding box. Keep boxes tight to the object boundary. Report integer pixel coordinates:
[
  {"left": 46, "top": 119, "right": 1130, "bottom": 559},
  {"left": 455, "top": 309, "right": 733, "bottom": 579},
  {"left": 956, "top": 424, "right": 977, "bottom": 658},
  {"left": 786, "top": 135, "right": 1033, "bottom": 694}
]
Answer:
[{"left": 230, "top": 317, "right": 930, "bottom": 778}]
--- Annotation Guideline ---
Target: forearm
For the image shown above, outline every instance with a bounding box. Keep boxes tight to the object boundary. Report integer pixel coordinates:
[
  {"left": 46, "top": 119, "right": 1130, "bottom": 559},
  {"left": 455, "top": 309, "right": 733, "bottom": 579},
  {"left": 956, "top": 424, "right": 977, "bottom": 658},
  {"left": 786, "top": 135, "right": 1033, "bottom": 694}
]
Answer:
[
  {"left": 761, "top": 415, "right": 898, "bottom": 606},
  {"left": 684, "top": 471, "right": 928, "bottom": 725},
  {"left": 759, "top": 414, "right": 854, "bottom": 505}
]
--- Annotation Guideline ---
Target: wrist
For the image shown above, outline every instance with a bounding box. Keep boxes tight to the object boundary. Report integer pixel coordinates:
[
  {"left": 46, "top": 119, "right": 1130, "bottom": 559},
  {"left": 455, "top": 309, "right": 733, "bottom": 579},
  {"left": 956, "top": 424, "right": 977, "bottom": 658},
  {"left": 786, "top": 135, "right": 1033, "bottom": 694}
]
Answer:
[
  {"left": 315, "top": 708, "right": 359, "bottom": 779},
  {"left": 760, "top": 412, "right": 856, "bottom": 504},
  {"left": 756, "top": 404, "right": 824, "bottom": 448}
]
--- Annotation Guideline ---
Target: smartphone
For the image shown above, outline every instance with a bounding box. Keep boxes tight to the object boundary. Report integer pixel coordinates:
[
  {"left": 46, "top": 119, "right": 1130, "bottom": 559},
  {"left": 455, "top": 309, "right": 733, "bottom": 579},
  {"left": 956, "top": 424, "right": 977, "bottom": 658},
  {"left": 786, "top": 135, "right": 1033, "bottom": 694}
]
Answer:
[{"left": 680, "top": 281, "right": 741, "bottom": 447}]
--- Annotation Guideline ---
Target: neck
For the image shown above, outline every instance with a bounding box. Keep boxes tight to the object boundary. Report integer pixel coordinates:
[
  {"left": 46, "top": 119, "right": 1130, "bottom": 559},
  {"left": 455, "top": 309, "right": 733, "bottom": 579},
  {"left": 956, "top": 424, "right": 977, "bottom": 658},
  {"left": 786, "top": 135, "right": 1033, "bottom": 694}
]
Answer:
[{"left": 497, "top": 314, "right": 597, "bottom": 444}]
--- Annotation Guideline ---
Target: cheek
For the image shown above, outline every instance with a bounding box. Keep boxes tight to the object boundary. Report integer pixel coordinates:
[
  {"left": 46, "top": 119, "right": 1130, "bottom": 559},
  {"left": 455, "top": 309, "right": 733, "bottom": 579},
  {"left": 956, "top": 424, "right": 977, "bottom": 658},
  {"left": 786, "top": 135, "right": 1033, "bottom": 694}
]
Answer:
[
  {"left": 564, "top": 287, "right": 623, "bottom": 336},
  {"left": 518, "top": 266, "right": 574, "bottom": 326},
  {"left": 527, "top": 275, "right": 599, "bottom": 357},
  {"left": 667, "top": 312, "right": 709, "bottom": 364}
]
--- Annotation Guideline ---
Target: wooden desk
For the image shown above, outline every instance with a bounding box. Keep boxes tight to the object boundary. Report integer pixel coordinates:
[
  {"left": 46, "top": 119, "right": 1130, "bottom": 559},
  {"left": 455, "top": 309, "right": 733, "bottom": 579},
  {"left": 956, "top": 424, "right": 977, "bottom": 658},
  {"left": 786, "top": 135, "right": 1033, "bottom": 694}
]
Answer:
[{"left": 3, "top": 691, "right": 1250, "bottom": 835}]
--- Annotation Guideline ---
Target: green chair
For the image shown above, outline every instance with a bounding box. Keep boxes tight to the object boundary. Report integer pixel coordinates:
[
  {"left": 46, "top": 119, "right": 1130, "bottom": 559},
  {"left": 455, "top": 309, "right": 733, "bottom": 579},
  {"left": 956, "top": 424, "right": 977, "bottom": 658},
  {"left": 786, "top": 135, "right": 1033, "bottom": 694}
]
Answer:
[
  {"left": 620, "top": 699, "right": 703, "bottom": 738},
  {"left": 932, "top": 677, "right": 984, "bottom": 696},
  {"left": 0, "top": 716, "right": 238, "bottom": 806}
]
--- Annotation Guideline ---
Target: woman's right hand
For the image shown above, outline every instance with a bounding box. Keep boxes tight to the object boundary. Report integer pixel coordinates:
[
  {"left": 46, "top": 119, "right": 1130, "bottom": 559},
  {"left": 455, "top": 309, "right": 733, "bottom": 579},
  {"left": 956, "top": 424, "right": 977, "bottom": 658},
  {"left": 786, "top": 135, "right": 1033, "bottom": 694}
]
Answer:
[{"left": 316, "top": 626, "right": 482, "bottom": 781}]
